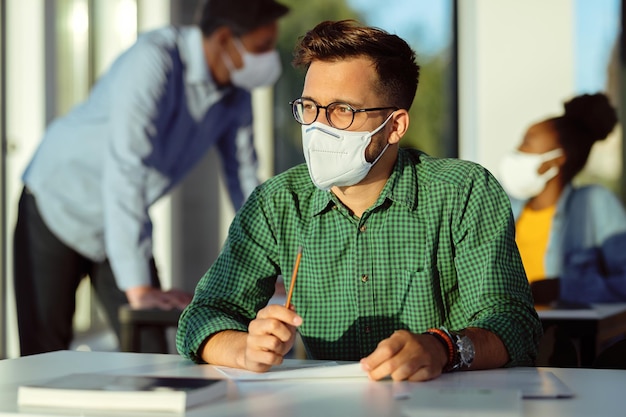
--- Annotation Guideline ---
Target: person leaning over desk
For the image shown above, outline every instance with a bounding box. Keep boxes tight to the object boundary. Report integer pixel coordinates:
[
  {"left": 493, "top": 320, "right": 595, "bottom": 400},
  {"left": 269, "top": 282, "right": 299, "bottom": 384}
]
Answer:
[
  {"left": 14, "top": 0, "right": 289, "bottom": 356},
  {"left": 177, "top": 20, "right": 542, "bottom": 382}
]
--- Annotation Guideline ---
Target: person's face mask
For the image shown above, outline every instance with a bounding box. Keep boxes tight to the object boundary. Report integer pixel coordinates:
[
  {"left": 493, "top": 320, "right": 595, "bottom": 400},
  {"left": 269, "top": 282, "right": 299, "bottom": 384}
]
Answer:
[
  {"left": 223, "top": 39, "right": 282, "bottom": 90},
  {"left": 498, "top": 148, "right": 564, "bottom": 200},
  {"left": 302, "top": 113, "right": 394, "bottom": 190}
]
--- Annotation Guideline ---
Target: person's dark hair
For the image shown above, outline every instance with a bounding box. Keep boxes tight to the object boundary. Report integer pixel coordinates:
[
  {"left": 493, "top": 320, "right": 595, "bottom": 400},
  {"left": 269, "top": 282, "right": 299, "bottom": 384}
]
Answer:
[
  {"left": 292, "top": 20, "right": 420, "bottom": 111},
  {"left": 198, "top": 0, "right": 288, "bottom": 37},
  {"left": 550, "top": 93, "right": 618, "bottom": 183}
]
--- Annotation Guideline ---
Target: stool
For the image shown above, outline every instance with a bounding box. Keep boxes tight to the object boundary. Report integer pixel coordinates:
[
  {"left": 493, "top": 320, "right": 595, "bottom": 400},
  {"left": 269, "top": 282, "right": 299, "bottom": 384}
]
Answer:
[{"left": 118, "top": 305, "right": 182, "bottom": 352}]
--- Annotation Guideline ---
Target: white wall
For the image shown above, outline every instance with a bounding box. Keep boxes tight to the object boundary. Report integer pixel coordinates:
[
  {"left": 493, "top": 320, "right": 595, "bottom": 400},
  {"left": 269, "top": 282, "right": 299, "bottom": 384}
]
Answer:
[
  {"left": 5, "top": 0, "right": 46, "bottom": 359},
  {"left": 458, "top": 0, "right": 575, "bottom": 176}
]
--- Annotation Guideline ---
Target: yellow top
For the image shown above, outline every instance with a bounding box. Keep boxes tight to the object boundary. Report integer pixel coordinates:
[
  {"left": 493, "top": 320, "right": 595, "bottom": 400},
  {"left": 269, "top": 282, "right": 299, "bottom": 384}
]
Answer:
[{"left": 515, "top": 204, "right": 556, "bottom": 283}]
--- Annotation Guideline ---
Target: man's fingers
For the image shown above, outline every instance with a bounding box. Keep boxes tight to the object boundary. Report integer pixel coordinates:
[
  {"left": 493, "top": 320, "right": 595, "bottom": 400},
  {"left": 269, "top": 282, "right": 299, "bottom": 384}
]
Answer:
[
  {"left": 406, "top": 365, "right": 442, "bottom": 382},
  {"left": 361, "top": 331, "right": 404, "bottom": 372},
  {"left": 244, "top": 347, "right": 284, "bottom": 372},
  {"left": 241, "top": 304, "right": 302, "bottom": 373},
  {"left": 152, "top": 290, "right": 191, "bottom": 310},
  {"left": 249, "top": 316, "right": 295, "bottom": 343},
  {"left": 127, "top": 287, "right": 191, "bottom": 310},
  {"left": 361, "top": 330, "right": 446, "bottom": 381},
  {"left": 142, "top": 291, "right": 171, "bottom": 309},
  {"left": 251, "top": 305, "right": 302, "bottom": 343},
  {"left": 256, "top": 304, "right": 302, "bottom": 326},
  {"left": 248, "top": 332, "right": 293, "bottom": 356},
  {"left": 163, "top": 289, "right": 193, "bottom": 308},
  {"left": 244, "top": 304, "right": 300, "bottom": 371}
]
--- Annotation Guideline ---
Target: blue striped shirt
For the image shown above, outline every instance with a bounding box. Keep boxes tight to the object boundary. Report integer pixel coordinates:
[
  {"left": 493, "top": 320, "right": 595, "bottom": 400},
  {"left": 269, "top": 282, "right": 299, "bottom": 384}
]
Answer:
[{"left": 23, "top": 26, "right": 258, "bottom": 290}]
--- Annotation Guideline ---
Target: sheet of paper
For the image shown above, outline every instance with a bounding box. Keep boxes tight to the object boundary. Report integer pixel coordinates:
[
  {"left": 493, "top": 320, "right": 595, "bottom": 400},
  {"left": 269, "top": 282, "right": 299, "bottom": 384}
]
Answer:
[
  {"left": 400, "top": 387, "right": 523, "bottom": 417},
  {"left": 418, "top": 368, "right": 574, "bottom": 399},
  {"left": 214, "top": 363, "right": 573, "bottom": 399},
  {"left": 214, "top": 362, "right": 368, "bottom": 380}
]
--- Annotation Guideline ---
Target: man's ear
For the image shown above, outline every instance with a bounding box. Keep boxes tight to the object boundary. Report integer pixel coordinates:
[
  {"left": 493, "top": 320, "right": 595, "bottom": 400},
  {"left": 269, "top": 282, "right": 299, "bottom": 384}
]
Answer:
[{"left": 388, "top": 109, "right": 409, "bottom": 145}]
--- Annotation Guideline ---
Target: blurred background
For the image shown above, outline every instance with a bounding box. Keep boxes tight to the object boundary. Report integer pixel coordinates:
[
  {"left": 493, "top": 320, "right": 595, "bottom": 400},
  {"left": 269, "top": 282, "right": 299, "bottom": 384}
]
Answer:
[{"left": 0, "top": 0, "right": 622, "bottom": 358}]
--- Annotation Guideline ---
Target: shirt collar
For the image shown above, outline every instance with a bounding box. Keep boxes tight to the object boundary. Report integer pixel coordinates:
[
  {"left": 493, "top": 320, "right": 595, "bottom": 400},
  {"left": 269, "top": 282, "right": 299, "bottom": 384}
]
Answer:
[
  {"left": 311, "top": 188, "right": 336, "bottom": 216},
  {"left": 379, "top": 148, "right": 419, "bottom": 211},
  {"left": 179, "top": 26, "right": 214, "bottom": 86},
  {"left": 556, "top": 183, "right": 574, "bottom": 213}
]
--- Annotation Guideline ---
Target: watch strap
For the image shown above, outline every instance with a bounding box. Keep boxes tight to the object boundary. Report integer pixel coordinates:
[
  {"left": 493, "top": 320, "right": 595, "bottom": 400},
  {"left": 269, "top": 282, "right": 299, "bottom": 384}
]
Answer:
[
  {"left": 424, "top": 327, "right": 474, "bottom": 372},
  {"left": 424, "top": 327, "right": 455, "bottom": 372}
]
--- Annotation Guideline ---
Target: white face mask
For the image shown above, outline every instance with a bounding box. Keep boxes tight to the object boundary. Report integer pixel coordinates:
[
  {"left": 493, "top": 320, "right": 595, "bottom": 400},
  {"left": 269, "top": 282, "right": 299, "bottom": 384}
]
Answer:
[
  {"left": 498, "top": 148, "right": 564, "bottom": 200},
  {"left": 223, "top": 39, "right": 282, "bottom": 90},
  {"left": 302, "top": 113, "right": 394, "bottom": 190}
]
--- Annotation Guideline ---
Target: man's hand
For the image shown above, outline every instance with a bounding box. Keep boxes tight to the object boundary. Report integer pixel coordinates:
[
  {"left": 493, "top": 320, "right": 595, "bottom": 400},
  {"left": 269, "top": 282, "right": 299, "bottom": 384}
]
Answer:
[
  {"left": 360, "top": 330, "right": 448, "bottom": 381},
  {"left": 243, "top": 304, "right": 302, "bottom": 372},
  {"left": 125, "top": 286, "right": 192, "bottom": 310}
]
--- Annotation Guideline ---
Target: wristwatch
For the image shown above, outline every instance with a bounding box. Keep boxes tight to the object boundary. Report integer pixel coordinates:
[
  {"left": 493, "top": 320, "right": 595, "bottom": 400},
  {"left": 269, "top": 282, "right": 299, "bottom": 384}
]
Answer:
[
  {"left": 448, "top": 331, "right": 475, "bottom": 371},
  {"left": 424, "top": 326, "right": 476, "bottom": 372}
]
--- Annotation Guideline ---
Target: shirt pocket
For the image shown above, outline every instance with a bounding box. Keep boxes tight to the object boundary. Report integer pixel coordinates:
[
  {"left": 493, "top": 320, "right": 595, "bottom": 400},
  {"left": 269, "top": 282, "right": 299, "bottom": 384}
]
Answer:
[{"left": 389, "top": 267, "right": 443, "bottom": 330}]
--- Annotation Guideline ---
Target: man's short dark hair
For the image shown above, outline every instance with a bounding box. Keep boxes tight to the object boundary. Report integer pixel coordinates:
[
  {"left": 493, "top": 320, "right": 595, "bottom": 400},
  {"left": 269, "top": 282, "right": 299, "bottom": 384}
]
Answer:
[
  {"left": 198, "top": 0, "right": 289, "bottom": 37},
  {"left": 293, "top": 20, "right": 420, "bottom": 111}
]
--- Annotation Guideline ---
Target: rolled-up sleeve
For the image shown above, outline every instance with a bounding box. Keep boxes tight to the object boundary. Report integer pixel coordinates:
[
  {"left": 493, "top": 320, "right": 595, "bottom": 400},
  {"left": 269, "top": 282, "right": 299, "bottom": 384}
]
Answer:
[
  {"left": 453, "top": 165, "right": 542, "bottom": 366},
  {"left": 103, "top": 40, "right": 172, "bottom": 290}
]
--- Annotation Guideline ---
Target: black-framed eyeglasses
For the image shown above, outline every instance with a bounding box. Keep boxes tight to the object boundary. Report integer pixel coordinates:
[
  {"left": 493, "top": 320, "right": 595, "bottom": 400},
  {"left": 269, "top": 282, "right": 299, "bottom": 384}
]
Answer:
[{"left": 289, "top": 97, "right": 398, "bottom": 130}]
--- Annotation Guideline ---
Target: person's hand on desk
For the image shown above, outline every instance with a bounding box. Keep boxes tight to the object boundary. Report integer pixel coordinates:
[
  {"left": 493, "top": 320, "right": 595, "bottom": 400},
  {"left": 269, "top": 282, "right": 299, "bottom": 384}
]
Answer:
[
  {"left": 360, "top": 330, "right": 448, "bottom": 381},
  {"left": 361, "top": 328, "right": 509, "bottom": 381},
  {"left": 244, "top": 304, "right": 302, "bottom": 372},
  {"left": 125, "top": 286, "right": 192, "bottom": 310},
  {"left": 201, "top": 304, "right": 302, "bottom": 372}
]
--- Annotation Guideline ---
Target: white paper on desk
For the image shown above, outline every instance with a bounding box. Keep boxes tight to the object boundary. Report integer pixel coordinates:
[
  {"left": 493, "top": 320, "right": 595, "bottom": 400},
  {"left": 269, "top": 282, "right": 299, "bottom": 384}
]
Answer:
[
  {"left": 214, "top": 362, "right": 368, "bottom": 380},
  {"left": 420, "top": 368, "right": 574, "bottom": 399},
  {"left": 400, "top": 387, "right": 522, "bottom": 417}
]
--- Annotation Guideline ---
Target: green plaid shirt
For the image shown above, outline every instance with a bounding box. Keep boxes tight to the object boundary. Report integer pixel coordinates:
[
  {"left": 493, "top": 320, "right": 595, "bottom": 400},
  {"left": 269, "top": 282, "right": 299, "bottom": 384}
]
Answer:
[{"left": 177, "top": 148, "right": 541, "bottom": 366}]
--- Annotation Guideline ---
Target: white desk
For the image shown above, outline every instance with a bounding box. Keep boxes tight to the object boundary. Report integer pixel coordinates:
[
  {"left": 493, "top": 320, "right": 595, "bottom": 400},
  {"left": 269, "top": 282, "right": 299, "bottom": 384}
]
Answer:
[
  {"left": 1, "top": 350, "right": 625, "bottom": 417},
  {"left": 536, "top": 302, "right": 626, "bottom": 366}
]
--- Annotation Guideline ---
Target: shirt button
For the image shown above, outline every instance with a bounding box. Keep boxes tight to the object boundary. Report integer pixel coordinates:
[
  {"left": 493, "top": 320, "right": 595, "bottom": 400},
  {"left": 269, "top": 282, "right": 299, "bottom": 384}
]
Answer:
[
  {"left": 364, "top": 326, "right": 371, "bottom": 333},
  {"left": 359, "top": 225, "right": 367, "bottom": 232},
  {"left": 361, "top": 274, "right": 368, "bottom": 283}
]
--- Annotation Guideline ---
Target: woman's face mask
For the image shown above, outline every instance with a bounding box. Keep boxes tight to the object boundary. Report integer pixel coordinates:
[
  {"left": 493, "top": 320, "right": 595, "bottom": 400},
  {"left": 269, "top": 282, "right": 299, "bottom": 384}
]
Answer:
[
  {"left": 223, "top": 39, "right": 282, "bottom": 90},
  {"left": 498, "top": 148, "right": 564, "bottom": 200},
  {"left": 302, "top": 113, "right": 394, "bottom": 190}
]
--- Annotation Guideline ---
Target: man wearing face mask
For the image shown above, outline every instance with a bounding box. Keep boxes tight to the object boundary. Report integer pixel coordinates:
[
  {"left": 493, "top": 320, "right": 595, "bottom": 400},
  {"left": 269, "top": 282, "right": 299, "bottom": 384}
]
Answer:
[
  {"left": 14, "top": 0, "right": 289, "bottom": 356},
  {"left": 177, "top": 20, "right": 541, "bottom": 381}
]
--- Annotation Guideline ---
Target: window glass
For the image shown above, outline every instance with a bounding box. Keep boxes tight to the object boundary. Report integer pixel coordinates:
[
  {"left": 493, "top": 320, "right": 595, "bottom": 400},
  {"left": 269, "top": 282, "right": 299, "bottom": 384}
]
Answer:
[
  {"left": 573, "top": 0, "right": 622, "bottom": 194},
  {"left": 54, "top": 0, "right": 91, "bottom": 117}
]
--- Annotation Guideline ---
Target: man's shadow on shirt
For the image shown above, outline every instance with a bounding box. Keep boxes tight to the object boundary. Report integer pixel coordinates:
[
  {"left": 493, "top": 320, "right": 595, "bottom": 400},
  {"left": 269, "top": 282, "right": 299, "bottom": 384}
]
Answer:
[{"left": 297, "top": 315, "right": 419, "bottom": 361}]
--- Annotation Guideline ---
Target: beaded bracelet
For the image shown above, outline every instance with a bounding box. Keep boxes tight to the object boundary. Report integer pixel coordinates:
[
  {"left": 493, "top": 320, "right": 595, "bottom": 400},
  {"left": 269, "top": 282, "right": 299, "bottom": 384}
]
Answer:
[{"left": 424, "top": 327, "right": 455, "bottom": 371}]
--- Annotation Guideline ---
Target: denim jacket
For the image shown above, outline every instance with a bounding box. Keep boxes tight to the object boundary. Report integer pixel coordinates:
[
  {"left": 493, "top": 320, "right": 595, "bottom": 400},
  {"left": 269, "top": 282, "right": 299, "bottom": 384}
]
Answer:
[{"left": 510, "top": 184, "right": 626, "bottom": 302}]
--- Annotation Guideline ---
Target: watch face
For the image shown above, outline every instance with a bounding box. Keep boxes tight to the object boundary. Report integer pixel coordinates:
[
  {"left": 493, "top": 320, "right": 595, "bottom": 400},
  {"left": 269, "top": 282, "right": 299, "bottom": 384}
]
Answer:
[{"left": 457, "top": 335, "right": 475, "bottom": 367}]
